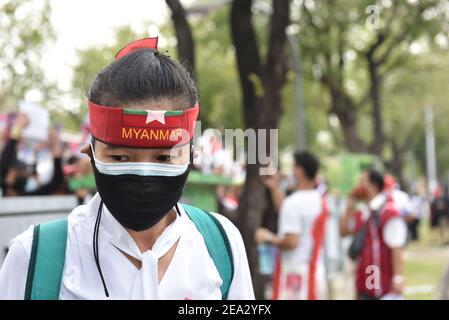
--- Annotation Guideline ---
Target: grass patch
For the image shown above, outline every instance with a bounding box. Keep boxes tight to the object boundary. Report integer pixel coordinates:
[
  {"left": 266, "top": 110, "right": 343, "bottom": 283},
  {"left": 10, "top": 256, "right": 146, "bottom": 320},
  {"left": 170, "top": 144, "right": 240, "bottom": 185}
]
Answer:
[{"left": 404, "top": 218, "right": 449, "bottom": 300}]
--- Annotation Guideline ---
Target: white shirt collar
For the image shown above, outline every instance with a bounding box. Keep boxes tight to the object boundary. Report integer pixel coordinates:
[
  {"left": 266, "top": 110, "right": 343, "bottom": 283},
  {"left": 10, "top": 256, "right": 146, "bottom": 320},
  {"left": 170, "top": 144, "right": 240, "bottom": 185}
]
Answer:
[{"left": 87, "top": 193, "right": 184, "bottom": 262}]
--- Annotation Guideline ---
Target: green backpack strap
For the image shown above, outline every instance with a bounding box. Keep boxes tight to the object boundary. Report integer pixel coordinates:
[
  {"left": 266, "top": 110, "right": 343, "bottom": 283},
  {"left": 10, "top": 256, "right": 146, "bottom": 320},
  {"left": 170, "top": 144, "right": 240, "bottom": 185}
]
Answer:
[
  {"left": 180, "top": 203, "right": 234, "bottom": 300},
  {"left": 24, "top": 218, "right": 68, "bottom": 300}
]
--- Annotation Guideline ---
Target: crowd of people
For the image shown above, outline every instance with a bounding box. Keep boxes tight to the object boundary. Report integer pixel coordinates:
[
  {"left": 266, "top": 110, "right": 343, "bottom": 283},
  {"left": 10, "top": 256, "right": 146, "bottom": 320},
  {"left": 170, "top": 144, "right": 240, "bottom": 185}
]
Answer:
[
  {"left": 253, "top": 150, "right": 434, "bottom": 300},
  {"left": 0, "top": 112, "right": 95, "bottom": 205}
]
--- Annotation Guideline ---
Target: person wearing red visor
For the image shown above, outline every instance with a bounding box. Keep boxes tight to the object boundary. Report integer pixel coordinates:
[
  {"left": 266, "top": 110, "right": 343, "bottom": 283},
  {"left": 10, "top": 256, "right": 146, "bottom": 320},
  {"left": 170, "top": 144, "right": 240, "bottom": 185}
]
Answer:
[{"left": 0, "top": 38, "right": 254, "bottom": 300}]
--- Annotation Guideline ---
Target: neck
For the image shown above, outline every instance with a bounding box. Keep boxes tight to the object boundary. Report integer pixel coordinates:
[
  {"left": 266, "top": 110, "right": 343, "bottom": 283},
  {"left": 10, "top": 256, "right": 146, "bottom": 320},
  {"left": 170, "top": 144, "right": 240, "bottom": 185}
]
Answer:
[
  {"left": 127, "top": 209, "right": 177, "bottom": 253},
  {"left": 296, "top": 178, "right": 315, "bottom": 191}
]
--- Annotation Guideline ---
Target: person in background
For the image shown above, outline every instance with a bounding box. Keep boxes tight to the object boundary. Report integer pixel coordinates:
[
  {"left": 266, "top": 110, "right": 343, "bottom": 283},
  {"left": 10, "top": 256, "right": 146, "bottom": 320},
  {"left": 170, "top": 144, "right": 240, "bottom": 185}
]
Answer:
[
  {"left": 409, "top": 192, "right": 424, "bottom": 241},
  {"left": 430, "top": 185, "right": 449, "bottom": 245},
  {"left": 340, "top": 169, "right": 407, "bottom": 300},
  {"left": 0, "top": 112, "right": 63, "bottom": 197},
  {"left": 255, "top": 151, "right": 328, "bottom": 300},
  {"left": 383, "top": 175, "right": 415, "bottom": 242},
  {"left": 216, "top": 184, "right": 241, "bottom": 223},
  {"left": 65, "top": 155, "right": 96, "bottom": 205},
  {"left": 262, "top": 171, "right": 285, "bottom": 214}
]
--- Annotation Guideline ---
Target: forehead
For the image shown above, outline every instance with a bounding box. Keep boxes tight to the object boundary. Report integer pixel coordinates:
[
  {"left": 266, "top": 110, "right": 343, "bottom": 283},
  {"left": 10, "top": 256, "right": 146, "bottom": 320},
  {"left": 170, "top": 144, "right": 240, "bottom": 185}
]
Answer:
[{"left": 95, "top": 140, "right": 187, "bottom": 153}]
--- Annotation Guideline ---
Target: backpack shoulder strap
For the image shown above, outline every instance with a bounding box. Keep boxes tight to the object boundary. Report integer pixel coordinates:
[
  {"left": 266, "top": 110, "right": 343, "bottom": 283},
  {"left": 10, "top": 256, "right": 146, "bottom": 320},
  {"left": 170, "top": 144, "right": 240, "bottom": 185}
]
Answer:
[
  {"left": 180, "top": 203, "right": 234, "bottom": 300},
  {"left": 24, "top": 218, "right": 68, "bottom": 300}
]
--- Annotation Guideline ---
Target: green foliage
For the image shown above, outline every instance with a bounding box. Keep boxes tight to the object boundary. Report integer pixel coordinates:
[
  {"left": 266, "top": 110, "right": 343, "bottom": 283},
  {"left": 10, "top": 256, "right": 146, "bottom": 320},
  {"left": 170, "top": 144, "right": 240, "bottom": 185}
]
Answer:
[
  {"left": 295, "top": 0, "right": 449, "bottom": 180},
  {"left": 386, "top": 50, "right": 449, "bottom": 179},
  {"left": 297, "top": 0, "right": 447, "bottom": 122},
  {"left": 190, "top": 6, "right": 243, "bottom": 129},
  {"left": 0, "top": 0, "right": 56, "bottom": 110}
]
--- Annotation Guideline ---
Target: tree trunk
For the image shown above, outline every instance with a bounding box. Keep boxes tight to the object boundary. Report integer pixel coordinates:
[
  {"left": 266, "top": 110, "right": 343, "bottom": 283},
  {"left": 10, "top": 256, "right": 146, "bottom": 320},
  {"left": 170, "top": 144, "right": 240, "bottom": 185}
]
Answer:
[
  {"left": 385, "top": 139, "right": 407, "bottom": 190},
  {"left": 166, "top": 0, "right": 195, "bottom": 74},
  {"left": 334, "top": 108, "right": 367, "bottom": 153},
  {"left": 327, "top": 86, "right": 367, "bottom": 153},
  {"left": 367, "top": 56, "right": 385, "bottom": 155},
  {"left": 231, "top": 0, "right": 290, "bottom": 299}
]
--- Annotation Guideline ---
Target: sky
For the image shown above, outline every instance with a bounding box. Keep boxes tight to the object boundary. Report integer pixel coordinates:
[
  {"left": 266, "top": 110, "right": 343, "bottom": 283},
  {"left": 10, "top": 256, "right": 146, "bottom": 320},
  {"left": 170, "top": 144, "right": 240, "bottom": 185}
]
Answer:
[{"left": 42, "top": 0, "right": 173, "bottom": 102}]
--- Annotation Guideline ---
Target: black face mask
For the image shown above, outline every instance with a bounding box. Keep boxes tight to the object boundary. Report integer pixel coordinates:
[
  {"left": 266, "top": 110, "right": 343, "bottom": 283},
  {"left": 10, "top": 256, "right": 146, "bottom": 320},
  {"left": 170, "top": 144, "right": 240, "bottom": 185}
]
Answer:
[{"left": 91, "top": 158, "right": 190, "bottom": 232}]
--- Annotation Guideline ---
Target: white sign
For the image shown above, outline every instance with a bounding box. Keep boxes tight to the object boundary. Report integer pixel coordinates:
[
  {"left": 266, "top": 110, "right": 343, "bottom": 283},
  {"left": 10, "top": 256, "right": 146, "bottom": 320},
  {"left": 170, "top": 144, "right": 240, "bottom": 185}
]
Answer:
[{"left": 19, "top": 100, "right": 50, "bottom": 142}]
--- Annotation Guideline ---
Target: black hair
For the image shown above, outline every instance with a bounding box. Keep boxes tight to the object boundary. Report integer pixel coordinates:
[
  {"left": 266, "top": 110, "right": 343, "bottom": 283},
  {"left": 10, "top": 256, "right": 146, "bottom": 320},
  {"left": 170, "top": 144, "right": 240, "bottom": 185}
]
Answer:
[
  {"left": 366, "top": 169, "right": 384, "bottom": 192},
  {"left": 67, "top": 155, "right": 80, "bottom": 165},
  {"left": 88, "top": 49, "right": 198, "bottom": 109},
  {"left": 293, "top": 151, "right": 319, "bottom": 180}
]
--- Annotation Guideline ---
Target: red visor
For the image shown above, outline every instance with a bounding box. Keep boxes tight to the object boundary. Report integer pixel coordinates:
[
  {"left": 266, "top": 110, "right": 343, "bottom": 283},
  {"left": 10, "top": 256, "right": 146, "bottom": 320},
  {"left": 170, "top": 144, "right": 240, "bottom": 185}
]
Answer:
[{"left": 88, "top": 101, "right": 199, "bottom": 148}]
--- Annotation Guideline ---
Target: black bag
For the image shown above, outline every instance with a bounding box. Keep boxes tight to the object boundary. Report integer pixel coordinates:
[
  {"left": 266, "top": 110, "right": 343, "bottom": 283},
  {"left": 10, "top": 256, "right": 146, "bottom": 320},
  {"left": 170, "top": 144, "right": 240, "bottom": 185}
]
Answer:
[
  {"left": 348, "top": 223, "right": 368, "bottom": 260},
  {"left": 348, "top": 210, "right": 379, "bottom": 261}
]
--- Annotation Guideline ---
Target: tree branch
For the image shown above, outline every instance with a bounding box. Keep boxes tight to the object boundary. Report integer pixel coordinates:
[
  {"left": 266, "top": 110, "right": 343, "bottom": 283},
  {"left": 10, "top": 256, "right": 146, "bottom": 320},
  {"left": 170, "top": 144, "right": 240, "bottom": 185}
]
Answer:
[{"left": 302, "top": 2, "right": 322, "bottom": 31}]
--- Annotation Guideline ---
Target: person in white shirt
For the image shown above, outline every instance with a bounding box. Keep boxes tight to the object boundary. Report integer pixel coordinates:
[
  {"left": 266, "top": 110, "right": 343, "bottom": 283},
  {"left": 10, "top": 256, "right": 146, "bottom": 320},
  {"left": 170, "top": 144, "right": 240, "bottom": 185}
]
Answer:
[
  {"left": 0, "top": 38, "right": 254, "bottom": 300},
  {"left": 255, "top": 152, "right": 328, "bottom": 300}
]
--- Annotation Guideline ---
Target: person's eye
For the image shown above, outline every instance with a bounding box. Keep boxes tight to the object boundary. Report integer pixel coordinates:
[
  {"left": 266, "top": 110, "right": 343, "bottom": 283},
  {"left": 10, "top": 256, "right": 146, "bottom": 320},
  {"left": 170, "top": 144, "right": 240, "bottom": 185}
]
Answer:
[
  {"left": 156, "top": 154, "right": 173, "bottom": 163},
  {"left": 110, "top": 155, "right": 130, "bottom": 162}
]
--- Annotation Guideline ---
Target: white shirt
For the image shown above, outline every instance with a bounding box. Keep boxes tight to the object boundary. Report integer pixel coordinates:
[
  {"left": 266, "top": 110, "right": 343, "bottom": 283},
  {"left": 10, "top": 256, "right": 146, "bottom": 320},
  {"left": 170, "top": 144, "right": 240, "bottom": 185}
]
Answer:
[
  {"left": 391, "top": 189, "right": 413, "bottom": 217},
  {"left": 278, "top": 189, "right": 324, "bottom": 266},
  {"left": 0, "top": 193, "right": 254, "bottom": 300}
]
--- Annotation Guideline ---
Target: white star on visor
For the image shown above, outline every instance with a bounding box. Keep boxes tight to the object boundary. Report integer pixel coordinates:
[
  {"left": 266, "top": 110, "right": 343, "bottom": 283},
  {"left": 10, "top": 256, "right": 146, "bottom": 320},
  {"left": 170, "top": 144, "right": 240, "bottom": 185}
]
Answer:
[{"left": 145, "top": 110, "right": 166, "bottom": 125}]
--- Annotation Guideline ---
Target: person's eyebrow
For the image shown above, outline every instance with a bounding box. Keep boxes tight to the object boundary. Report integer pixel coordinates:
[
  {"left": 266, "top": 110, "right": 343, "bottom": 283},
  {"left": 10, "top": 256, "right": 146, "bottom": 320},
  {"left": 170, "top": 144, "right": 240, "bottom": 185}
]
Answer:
[
  {"left": 103, "top": 145, "right": 133, "bottom": 153},
  {"left": 157, "top": 147, "right": 184, "bottom": 155}
]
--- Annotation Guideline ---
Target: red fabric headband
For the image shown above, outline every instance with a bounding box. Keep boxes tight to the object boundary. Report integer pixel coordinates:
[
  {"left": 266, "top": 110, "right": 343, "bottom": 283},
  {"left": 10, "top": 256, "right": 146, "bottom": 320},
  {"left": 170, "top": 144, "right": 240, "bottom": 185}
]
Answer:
[{"left": 88, "top": 101, "right": 199, "bottom": 148}]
